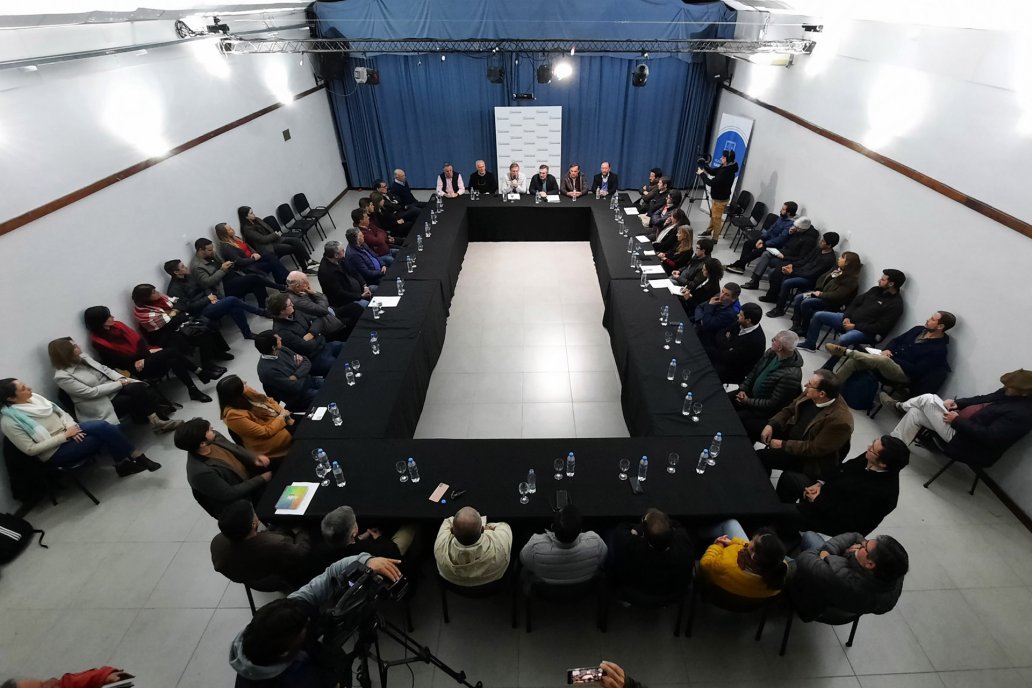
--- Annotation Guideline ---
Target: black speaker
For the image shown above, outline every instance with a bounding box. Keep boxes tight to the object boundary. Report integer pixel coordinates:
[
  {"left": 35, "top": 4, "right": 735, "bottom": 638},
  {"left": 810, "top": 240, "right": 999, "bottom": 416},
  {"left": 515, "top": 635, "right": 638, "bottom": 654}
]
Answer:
[
  {"left": 704, "top": 53, "right": 730, "bottom": 83},
  {"left": 313, "top": 52, "right": 351, "bottom": 81},
  {"left": 536, "top": 64, "right": 552, "bottom": 84},
  {"left": 487, "top": 67, "right": 504, "bottom": 83}
]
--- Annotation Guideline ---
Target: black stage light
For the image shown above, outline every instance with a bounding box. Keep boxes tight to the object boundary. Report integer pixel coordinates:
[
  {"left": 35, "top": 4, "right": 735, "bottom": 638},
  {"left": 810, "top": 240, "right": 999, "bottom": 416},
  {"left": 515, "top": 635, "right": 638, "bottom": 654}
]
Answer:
[
  {"left": 536, "top": 63, "right": 552, "bottom": 84},
  {"left": 631, "top": 63, "right": 649, "bottom": 87}
]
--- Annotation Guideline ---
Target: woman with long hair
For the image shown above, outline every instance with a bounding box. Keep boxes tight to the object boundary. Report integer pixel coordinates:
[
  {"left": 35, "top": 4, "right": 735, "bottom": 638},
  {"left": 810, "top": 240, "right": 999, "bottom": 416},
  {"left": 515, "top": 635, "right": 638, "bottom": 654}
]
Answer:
[
  {"left": 83, "top": 305, "right": 215, "bottom": 403},
  {"left": 653, "top": 208, "right": 689, "bottom": 254},
  {"left": 700, "top": 522, "right": 788, "bottom": 597},
  {"left": 49, "top": 337, "right": 180, "bottom": 433},
  {"left": 130, "top": 283, "right": 231, "bottom": 374},
  {"left": 1, "top": 377, "right": 159, "bottom": 476},
  {"left": 658, "top": 223, "right": 695, "bottom": 274},
  {"left": 681, "top": 258, "right": 724, "bottom": 315},
  {"left": 214, "top": 222, "right": 289, "bottom": 286},
  {"left": 790, "top": 251, "right": 863, "bottom": 335},
  {"left": 237, "top": 206, "right": 315, "bottom": 274},
  {"left": 216, "top": 374, "right": 294, "bottom": 458}
]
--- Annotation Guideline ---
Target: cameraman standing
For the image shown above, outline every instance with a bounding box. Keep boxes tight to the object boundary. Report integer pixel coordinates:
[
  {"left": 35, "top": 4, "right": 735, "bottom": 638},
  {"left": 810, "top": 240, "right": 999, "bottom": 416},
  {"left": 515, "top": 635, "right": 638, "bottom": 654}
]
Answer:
[{"left": 697, "top": 150, "right": 739, "bottom": 241}]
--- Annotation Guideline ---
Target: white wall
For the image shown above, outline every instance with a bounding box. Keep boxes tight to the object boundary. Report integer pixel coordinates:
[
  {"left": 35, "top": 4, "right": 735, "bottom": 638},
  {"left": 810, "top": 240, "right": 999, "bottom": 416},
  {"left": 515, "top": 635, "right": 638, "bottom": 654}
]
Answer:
[
  {"left": 0, "top": 16, "right": 348, "bottom": 510},
  {"left": 716, "top": 15, "right": 1032, "bottom": 513}
]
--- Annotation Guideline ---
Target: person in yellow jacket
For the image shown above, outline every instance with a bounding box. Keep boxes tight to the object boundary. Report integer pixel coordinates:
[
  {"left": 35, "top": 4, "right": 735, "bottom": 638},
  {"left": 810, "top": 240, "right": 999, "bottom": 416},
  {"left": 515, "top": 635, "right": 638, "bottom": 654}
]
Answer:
[
  {"left": 216, "top": 374, "right": 294, "bottom": 458},
  {"left": 699, "top": 520, "right": 788, "bottom": 598}
]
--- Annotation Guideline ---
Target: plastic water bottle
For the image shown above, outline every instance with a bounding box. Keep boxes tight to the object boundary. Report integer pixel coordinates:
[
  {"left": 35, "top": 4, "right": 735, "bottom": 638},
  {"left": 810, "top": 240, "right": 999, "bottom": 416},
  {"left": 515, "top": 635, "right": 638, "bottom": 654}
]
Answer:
[
  {"left": 627, "top": 237, "right": 634, "bottom": 253},
  {"left": 660, "top": 305, "right": 669, "bottom": 325},
  {"left": 693, "top": 449, "right": 710, "bottom": 476},
  {"left": 315, "top": 448, "right": 330, "bottom": 473},
  {"left": 682, "top": 392, "right": 694, "bottom": 416},
  {"left": 640, "top": 273, "right": 649, "bottom": 290},
  {"left": 667, "top": 358, "right": 677, "bottom": 382},
  {"left": 406, "top": 255, "right": 414, "bottom": 273},
  {"left": 370, "top": 331, "right": 380, "bottom": 355},
  {"left": 675, "top": 322, "right": 684, "bottom": 344},
  {"left": 417, "top": 234, "right": 424, "bottom": 251},
  {"left": 344, "top": 365, "right": 356, "bottom": 387},
  {"left": 566, "top": 451, "right": 575, "bottom": 477},
  {"left": 407, "top": 457, "right": 420, "bottom": 483},
  {"left": 430, "top": 209, "right": 436, "bottom": 225},
  {"left": 425, "top": 221, "right": 432, "bottom": 238},
  {"left": 708, "top": 433, "right": 722, "bottom": 466},
  {"left": 396, "top": 277, "right": 405, "bottom": 295},
  {"left": 595, "top": 187, "right": 601, "bottom": 199},
  {"left": 328, "top": 402, "right": 343, "bottom": 426},
  {"left": 371, "top": 302, "right": 381, "bottom": 319},
  {"left": 527, "top": 469, "right": 537, "bottom": 494},
  {"left": 638, "top": 455, "right": 649, "bottom": 483},
  {"left": 332, "top": 460, "right": 346, "bottom": 487}
]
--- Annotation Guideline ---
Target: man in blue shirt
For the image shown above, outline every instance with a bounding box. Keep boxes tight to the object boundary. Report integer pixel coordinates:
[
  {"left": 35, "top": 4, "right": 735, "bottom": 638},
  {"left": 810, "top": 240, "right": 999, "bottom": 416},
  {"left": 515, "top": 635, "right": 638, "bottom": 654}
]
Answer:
[{"left": 726, "top": 201, "right": 799, "bottom": 274}]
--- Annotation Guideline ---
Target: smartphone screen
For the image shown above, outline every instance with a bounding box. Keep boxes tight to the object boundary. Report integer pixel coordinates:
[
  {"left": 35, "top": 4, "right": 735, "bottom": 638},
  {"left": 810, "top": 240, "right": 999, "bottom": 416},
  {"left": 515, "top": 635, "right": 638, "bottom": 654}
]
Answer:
[
  {"left": 555, "top": 489, "right": 569, "bottom": 510},
  {"left": 568, "top": 667, "right": 603, "bottom": 684}
]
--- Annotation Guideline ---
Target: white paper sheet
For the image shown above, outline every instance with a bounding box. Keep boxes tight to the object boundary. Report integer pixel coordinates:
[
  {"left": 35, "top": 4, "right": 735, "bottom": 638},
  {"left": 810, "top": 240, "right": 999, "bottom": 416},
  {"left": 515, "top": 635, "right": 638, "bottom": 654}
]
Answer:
[
  {"left": 506, "top": 193, "right": 521, "bottom": 200},
  {"left": 635, "top": 235, "right": 650, "bottom": 243},
  {"left": 275, "top": 482, "right": 320, "bottom": 516},
  {"left": 643, "top": 250, "right": 656, "bottom": 256},
  {"left": 546, "top": 194, "right": 561, "bottom": 203},
  {"left": 624, "top": 207, "right": 640, "bottom": 216},
  {"left": 370, "top": 296, "right": 401, "bottom": 308},
  {"left": 640, "top": 265, "right": 666, "bottom": 275},
  {"left": 649, "top": 279, "right": 683, "bottom": 295}
]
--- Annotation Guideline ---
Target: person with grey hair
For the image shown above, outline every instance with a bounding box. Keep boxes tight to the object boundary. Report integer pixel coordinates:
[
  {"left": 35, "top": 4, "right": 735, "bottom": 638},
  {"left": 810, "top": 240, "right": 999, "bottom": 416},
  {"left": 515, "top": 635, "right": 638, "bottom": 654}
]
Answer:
[
  {"left": 468, "top": 159, "right": 498, "bottom": 194},
  {"left": 343, "top": 228, "right": 386, "bottom": 288},
  {"left": 317, "top": 240, "right": 371, "bottom": 310},
  {"left": 315, "top": 506, "right": 418, "bottom": 569},
  {"left": 731, "top": 329, "right": 805, "bottom": 441},
  {"left": 434, "top": 506, "right": 512, "bottom": 586},
  {"left": 390, "top": 168, "right": 425, "bottom": 209},
  {"left": 285, "top": 271, "right": 352, "bottom": 342}
]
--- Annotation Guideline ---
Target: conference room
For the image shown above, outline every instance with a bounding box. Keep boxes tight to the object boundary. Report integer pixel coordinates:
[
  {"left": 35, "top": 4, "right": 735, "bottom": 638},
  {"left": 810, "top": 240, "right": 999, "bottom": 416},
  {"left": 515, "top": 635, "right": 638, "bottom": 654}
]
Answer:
[{"left": 1, "top": 1, "right": 1031, "bottom": 687}]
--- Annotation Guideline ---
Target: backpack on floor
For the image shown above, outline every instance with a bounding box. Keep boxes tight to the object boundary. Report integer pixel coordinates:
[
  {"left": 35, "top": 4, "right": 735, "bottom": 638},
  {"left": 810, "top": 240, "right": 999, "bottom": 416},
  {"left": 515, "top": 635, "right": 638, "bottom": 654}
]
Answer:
[
  {"left": 0, "top": 513, "right": 47, "bottom": 565},
  {"left": 841, "top": 370, "right": 880, "bottom": 411}
]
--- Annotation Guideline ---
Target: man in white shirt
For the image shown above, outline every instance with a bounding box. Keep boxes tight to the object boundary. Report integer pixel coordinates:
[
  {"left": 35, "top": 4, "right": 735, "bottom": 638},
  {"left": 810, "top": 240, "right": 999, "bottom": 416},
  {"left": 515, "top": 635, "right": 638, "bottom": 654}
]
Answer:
[
  {"left": 435, "top": 163, "right": 465, "bottom": 197},
  {"left": 434, "top": 506, "right": 512, "bottom": 586},
  {"left": 504, "top": 162, "right": 527, "bottom": 194}
]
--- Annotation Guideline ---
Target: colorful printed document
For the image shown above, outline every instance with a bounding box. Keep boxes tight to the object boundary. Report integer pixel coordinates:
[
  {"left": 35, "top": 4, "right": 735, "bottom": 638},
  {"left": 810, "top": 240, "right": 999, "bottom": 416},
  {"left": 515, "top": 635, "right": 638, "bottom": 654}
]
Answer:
[{"left": 275, "top": 482, "right": 319, "bottom": 515}]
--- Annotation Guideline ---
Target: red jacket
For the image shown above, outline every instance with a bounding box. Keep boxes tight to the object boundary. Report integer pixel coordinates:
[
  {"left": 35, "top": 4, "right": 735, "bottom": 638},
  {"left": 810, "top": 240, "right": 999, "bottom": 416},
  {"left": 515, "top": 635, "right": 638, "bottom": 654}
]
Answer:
[
  {"left": 51, "top": 666, "right": 123, "bottom": 688},
  {"left": 361, "top": 225, "right": 392, "bottom": 257}
]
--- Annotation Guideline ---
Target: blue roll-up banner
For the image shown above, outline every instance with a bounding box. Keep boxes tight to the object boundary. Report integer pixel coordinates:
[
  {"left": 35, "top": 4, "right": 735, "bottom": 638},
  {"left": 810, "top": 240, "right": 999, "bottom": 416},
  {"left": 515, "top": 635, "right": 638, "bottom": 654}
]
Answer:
[{"left": 712, "top": 113, "right": 754, "bottom": 196}]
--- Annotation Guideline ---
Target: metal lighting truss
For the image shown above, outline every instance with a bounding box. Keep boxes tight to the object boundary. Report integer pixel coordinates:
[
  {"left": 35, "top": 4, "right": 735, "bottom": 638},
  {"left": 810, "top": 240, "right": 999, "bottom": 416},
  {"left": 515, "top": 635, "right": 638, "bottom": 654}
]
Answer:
[{"left": 218, "top": 36, "right": 816, "bottom": 56}]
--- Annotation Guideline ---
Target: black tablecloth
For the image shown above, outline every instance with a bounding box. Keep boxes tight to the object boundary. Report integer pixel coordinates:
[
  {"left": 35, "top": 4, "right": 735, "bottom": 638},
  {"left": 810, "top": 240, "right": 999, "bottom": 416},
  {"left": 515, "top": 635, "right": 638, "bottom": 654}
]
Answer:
[
  {"left": 466, "top": 201, "right": 590, "bottom": 241},
  {"left": 391, "top": 205, "right": 468, "bottom": 308},
  {"left": 258, "top": 436, "right": 781, "bottom": 524}
]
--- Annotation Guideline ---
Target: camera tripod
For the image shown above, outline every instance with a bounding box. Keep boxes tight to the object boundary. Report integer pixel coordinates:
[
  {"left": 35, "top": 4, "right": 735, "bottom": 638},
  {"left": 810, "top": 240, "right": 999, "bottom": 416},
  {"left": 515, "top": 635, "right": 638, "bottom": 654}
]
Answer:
[{"left": 685, "top": 165, "right": 711, "bottom": 217}]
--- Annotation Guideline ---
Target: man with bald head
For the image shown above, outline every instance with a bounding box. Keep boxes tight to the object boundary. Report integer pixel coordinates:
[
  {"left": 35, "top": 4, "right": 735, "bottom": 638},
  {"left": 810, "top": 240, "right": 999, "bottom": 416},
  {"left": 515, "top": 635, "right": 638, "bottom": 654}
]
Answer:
[
  {"left": 390, "top": 168, "right": 425, "bottom": 209},
  {"left": 434, "top": 506, "right": 512, "bottom": 586},
  {"left": 285, "top": 271, "right": 353, "bottom": 341}
]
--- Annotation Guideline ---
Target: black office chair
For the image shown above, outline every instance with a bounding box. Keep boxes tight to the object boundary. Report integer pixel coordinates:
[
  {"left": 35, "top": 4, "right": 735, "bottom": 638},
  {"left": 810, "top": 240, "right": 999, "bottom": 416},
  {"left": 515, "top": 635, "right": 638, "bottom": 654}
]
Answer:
[
  {"left": 598, "top": 575, "right": 693, "bottom": 637},
  {"left": 684, "top": 560, "right": 786, "bottom": 640},
  {"left": 264, "top": 214, "right": 312, "bottom": 253},
  {"left": 293, "top": 192, "right": 335, "bottom": 234},
  {"left": 914, "top": 426, "right": 1022, "bottom": 496},
  {"left": 728, "top": 202, "right": 769, "bottom": 251},
  {"left": 277, "top": 203, "right": 320, "bottom": 249},
  {"left": 438, "top": 559, "right": 518, "bottom": 629},
  {"left": 522, "top": 573, "right": 604, "bottom": 633},
  {"left": 780, "top": 601, "right": 863, "bottom": 656},
  {"left": 719, "top": 189, "right": 753, "bottom": 239},
  {"left": 3, "top": 437, "right": 101, "bottom": 506}
]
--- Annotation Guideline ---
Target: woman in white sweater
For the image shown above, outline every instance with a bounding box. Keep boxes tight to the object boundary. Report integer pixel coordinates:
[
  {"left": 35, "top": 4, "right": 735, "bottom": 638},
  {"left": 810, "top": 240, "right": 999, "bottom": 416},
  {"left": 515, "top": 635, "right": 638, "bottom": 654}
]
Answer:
[
  {"left": 48, "top": 337, "right": 180, "bottom": 434},
  {"left": 0, "top": 378, "right": 159, "bottom": 476}
]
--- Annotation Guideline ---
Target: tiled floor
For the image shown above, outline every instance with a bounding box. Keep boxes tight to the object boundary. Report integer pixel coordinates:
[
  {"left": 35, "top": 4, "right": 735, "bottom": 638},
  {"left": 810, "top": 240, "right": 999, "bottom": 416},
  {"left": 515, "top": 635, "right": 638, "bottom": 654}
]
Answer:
[{"left": 1, "top": 193, "right": 1031, "bottom": 687}]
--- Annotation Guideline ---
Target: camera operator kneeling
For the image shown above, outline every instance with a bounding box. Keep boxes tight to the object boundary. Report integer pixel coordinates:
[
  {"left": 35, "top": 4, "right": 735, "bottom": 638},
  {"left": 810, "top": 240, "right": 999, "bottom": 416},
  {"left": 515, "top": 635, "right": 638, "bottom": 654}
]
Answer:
[{"left": 230, "top": 554, "right": 401, "bottom": 688}]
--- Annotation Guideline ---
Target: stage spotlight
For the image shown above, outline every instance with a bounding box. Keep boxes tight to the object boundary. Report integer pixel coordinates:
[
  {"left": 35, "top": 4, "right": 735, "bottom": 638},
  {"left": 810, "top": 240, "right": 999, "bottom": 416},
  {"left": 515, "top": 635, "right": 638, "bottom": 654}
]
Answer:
[
  {"left": 554, "top": 60, "right": 573, "bottom": 80},
  {"left": 631, "top": 63, "right": 649, "bottom": 87},
  {"left": 536, "top": 63, "right": 552, "bottom": 84},
  {"left": 354, "top": 67, "right": 379, "bottom": 85}
]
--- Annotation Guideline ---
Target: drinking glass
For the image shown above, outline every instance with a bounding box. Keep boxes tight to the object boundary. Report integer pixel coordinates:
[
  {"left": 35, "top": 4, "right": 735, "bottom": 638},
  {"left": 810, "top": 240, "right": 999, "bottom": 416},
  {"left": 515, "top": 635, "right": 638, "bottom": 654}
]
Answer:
[
  {"left": 315, "top": 461, "right": 330, "bottom": 486},
  {"left": 351, "top": 360, "right": 362, "bottom": 378},
  {"left": 396, "top": 460, "right": 409, "bottom": 483},
  {"left": 680, "top": 368, "right": 691, "bottom": 388},
  {"left": 667, "top": 452, "right": 680, "bottom": 474},
  {"left": 691, "top": 402, "right": 703, "bottom": 423},
  {"left": 553, "top": 458, "right": 564, "bottom": 480},
  {"left": 519, "top": 482, "right": 530, "bottom": 504},
  {"left": 618, "top": 458, "right": 630, "bottom": 481},
  {"left": 658, "top": 306, "right": 667, "bottom": 324},
  {"left": 663, "top": 330, "right": 673, "bottom": 350}
]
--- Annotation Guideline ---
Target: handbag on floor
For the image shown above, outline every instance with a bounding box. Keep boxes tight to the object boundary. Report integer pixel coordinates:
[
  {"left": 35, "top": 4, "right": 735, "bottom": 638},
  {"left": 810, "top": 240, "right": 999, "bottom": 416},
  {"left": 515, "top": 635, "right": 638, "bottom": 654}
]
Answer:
[{"left": 0, "top": 512, "right": 47, "bottom": 565}]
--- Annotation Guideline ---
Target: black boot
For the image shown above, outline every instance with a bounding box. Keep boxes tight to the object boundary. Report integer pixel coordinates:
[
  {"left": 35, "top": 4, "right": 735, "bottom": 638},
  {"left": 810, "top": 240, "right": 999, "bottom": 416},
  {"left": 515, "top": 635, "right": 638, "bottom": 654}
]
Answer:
[
  {"left": 134, "top": 455, "right": 162, "bottom": 472},
  {"left": 115, "top": 459, "right": 147, "bottom": 477},
  {"left": 189, "top": 387, "right": 213, "bottom": 403}
]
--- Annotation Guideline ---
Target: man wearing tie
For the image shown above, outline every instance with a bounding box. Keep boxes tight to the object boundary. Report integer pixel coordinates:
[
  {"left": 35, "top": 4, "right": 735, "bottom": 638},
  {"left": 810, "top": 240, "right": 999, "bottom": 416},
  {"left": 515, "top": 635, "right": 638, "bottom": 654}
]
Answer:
[
  {"left": 504, "top": 162, "right": 527, "bottom": 194},
  {"left": 591, "top": 161, "right": 619, "bottom": 197},
  {"left": 528, "top": 165, "right": 560, "bottom": 197}
]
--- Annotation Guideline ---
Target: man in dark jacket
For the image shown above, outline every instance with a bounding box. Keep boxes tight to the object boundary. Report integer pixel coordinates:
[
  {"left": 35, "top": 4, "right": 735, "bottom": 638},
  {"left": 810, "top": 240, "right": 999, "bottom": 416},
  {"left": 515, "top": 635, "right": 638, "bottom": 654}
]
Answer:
[
  {"left": 731, "top": 330, "right": 804, "bottom": 441},
  {"left": 693, "top": 283, "right": 742, "bottom": 346},
  {"left": 389, "top": 168, "right": 424, "bottom": 209},
  {"left": 741, "top": 217, "right": 817, "bottom": 289},
  {"left": 174, "top": 418, "right": 272, "bottom": 519},
  {"left": 698, "top": 149, "right": 738, "bottom": 240},
  {"left": 317, "top": 241, "right": 371, "bottom": 311},
  {"left": 164, "top": 259, "right": 263, "bottom": 338},
  {"left": 800, "top": 269, "right": 906, "bottom": 352},
  {"left": 761, "top": 232, "right": 841, "bottom": 316},
  {"left": 637, "top": 169, "right": 665, "bottom": 212},
  {"left": 211, "top": 499, "right": 314, "bottom": 590},
  {"left": 255, "top": 331, "right": 321, "bottom": 412},
  {"left": 887, "top": 369, "right": 1032, "bottom": 468},
  {"left": 590, "top": 161, "right": 619, "bottom": 197},
  {"left": 191, "top": 238, "right": 274, "bottom": 308},
  {"left": 757, "top": 370, "right": 855, "bottom": 481},
  {"left": 726, "top": 201, "right": 798, "bottom": 274},
  {"left": 285, "top": 271, "right": 352, "bottom": 342},
  {"left": 778, "top": 435, "right": 910, "bottom": 536},
  {"left": 468, "top": 160, "right": 498, "bottom": 195},
  {"left": 374, "top": 178, "right": 417, "bottom": 234},
  {"left": 830, "top": 311, "right": 955, "bottom": 392},
  {"left": 706, "top": 303, "right": 766, "bottom": 384},
  {"left": 790, "top": 532, "right": 908, "bottom": 621},
  {"left": 267, "top": 293, "right": 342, "bottom": 378},
  {"left": 608, "top": 508, "right": 693, "bottom": 599},
  {"left": 528, "top": 164, "right": 560, "bottom": 196}
]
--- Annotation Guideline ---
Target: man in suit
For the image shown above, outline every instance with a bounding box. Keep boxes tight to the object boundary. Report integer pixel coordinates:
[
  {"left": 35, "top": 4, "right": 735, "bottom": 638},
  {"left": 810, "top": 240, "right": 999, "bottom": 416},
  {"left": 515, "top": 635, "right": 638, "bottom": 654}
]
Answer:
[
  {"left": 254, "top": 331, "right": 320, "bottom": 412},
  {"left": 317, "top": 240, "right": 371, "bottom": 311},
  {"left": 528, "top": 164, "right": 559, "bottom": 197},
  {"left": 468, "top": 160, "right": 498, "bottom": 194},
  {"left": 375, "top": 178, "right": 419, "bottom": 225},
  {"left": 390, "top": 168, "right": 425, "bottom": 209},
  {"left": 591, "top": 161, "right": 619, "bottom": 197},
  {"left": 705, "top": 302, "right": 766, "bottom": 384}
]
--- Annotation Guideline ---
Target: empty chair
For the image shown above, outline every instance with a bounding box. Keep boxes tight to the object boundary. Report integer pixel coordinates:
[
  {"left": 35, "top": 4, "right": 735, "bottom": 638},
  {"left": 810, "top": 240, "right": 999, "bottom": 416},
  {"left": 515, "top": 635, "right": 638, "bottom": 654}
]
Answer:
[
  {"left": 729, "top": 201, "right": 769, "bottom": 250},
  {"left": 264, "top": 214, "right": 312, "bottom": 252},
  {"left": 719, "top": 189, "right": 753, "bottom": 239},
  {"left": 293, "top": 192, "right": 336, "bottom": 234},
  {"left": 277, "top": 203, "right": 320, "bottom": 246}
]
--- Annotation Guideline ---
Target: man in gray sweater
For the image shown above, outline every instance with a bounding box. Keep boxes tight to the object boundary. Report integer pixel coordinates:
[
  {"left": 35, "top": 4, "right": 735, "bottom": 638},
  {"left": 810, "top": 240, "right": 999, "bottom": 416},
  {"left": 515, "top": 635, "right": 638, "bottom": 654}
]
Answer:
[{"left": 520, "top": 505, "right": 607, "bottom": 585}]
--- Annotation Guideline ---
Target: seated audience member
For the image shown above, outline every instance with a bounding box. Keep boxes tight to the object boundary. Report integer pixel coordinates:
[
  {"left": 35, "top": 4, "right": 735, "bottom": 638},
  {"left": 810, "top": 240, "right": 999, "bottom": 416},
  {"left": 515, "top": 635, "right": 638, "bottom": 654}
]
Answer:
[
  {"left": 697, "top": 150, "right": 738, "bottom": 240},
  {"left": 699, "top": 521, "right": 788, "bottom": 598},
  {"left": 560, "top": 162, "right": 588, "bottom": 198},
  {"left": 519, "top": 504, "right": 607, "bottom": 585},
  {"left": 528, "top": 164, "right": 559, "bottom": 196},
  {"left": 635, "top": 167, "right": 664, "bottom": 212},
  {"left": 799, "top": 269, "right": 906, "bottom": 353},
  {"left": 1, "top": 378, "right": 158, "bottom": 476},
  {"left": 355, "top": 204, "right": 397, "bottom": 265},
  {"left": 83, "top": 305, "right": 215, "bottom": 402},
  {"left": 434, "top": 506, "right": 513, "bottom": 586},
  {"left": 229, "top": 555, "right": 401, "bottom": 688},
  {"left": 829, "top": 311, "right": 955, "bottom": 392},
  {"left": 390, "top": 168, "right": 425, "bottom": 209},
  {"left": 174, "top": 417, "right": 273, "bottom": 518},
  {"left": 318, "top": 505, "right": 417, "bottom": 565},
  {"left": 164, "top": 258, "right": 263, "bottom": 339},
  {"left": 777, "top": 436, "right": 910, "bottom": 537},
  {"left": 790, "top": 251, "right": 862, "bottom": 336},
  {"left": 705, "top": 302, "right": 766, "bottom": 385},
  {"left": 761, "top": 231, "right": 840, "bottom": 316},
  {"left": 726, "top": 201, "right": 799, "bottom": 274},
  {"left": 679, "top": 257, "right": 723, "bottom": 316},
  {"left": 211, "top": 499, "right": 312, "bottom": 591},
  {"left": 192, "top": 237, "right": 274, "bottom": 308},
  {"left": 217, "top": 375, "right": 294, "bottom": 458},
  {"left": 608, "top": 508, "right": 693, "bottom": 598},
  {"left": 887, "top": 369, "right": 1032, "bottom": 466},
  {"left": 344, "top": 227, "right": 386, "bottom": 287},
  {"left": 371, "top": 183, "right": 415, "bottom": 236},
  {"left": 646, "top": 176, "right": 672, "bottom": 216},
  {"left": 468, "top": 159, "right": 498, "bottom": 194},
  {"left": 503, "top": 161, "right": 528, "bottom": 194},
  {"left": 731, "top": 330, "right": 804, "bottom": 440},
  {"left": 285, "top": 271, "right": 352, "bottom": 342},
  {"left": 658, "top": 224, "right": 694, "bottom": 274},
  {"left": 131, "top": 283, "right": 232, "bottom": 370},
  {"left": 318, "top": 241, "right": 372, "bottom": 311},
  {"left": 238, "top": 205, "right": 315, "bottom": 273},
  {"left": 3, "top": 667, "right": 134, "bottom": 688},
  {"left": 671, "top": 238, "right": 714, "bottom": 288},
  {"left": 652, "top": 208, "right": 689, "bottom": 254},
  {"left": 266, "top": 293, "right": 343, "bottom": 378},
  {"left": 693, "top": 283, "right": 742, "bottom": 347},
  {"left": 790, "top": 533, "right": 908, "bottom": 621},
  {"left": 757, "top": 370, "right": 854, "bottom": 482},
  {"left": 435, "top": 162, "right": 465, "bottom": 197},
  {"left": 49, "top": 337, "right": 179, "bottom": 434},
  {"left": 255, "top": 331, "right": 320, "bottom": 412},
  {"left": 648, "top": 190, "right": 682, "bottom": 234},
  {"left": 742, "top": 217, "right": 817, "bottom": 290},
  {"left": 591, "top": 161, "right": 619, "bottom": 197},
  {"left": 215, "top": 222, "right": 289, "bottom": 287}
]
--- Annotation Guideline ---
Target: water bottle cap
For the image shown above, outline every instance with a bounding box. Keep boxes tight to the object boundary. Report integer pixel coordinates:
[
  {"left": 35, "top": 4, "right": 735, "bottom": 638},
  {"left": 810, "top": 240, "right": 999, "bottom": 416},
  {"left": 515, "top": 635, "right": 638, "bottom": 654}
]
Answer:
[
  {"left": 716, "top": 432, "right": 722, "bottom": 438},
  {"left": 333, "top": 460, "right": 340, "bottom": 465},
  {"left": 702, "top": 449, "right": 709, "bottom": 456},
  {"left": 407, "top": 457, "right": 414, "bottom": 463}
]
